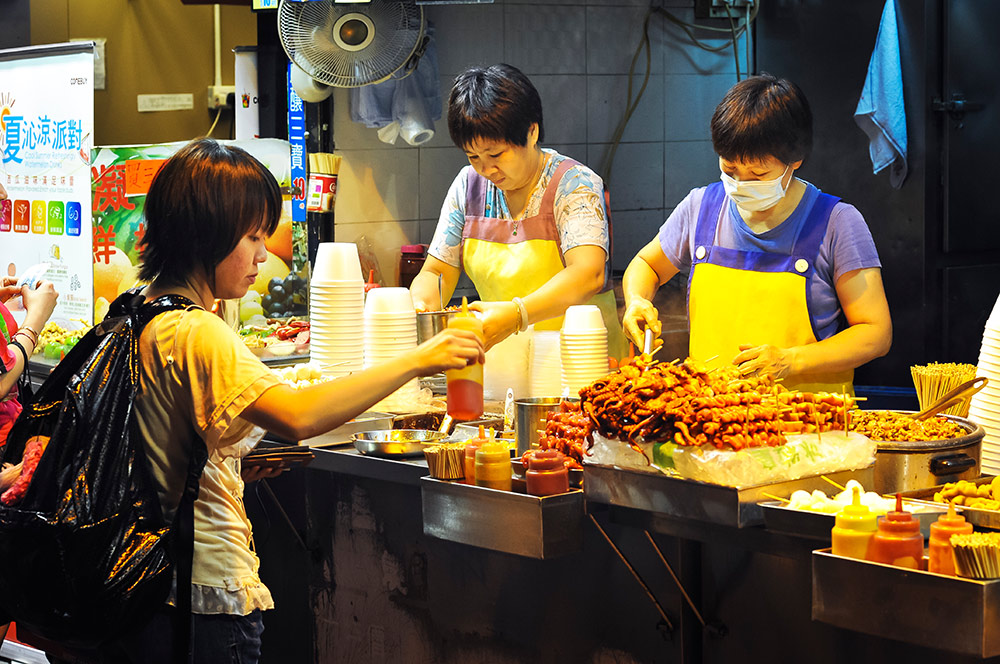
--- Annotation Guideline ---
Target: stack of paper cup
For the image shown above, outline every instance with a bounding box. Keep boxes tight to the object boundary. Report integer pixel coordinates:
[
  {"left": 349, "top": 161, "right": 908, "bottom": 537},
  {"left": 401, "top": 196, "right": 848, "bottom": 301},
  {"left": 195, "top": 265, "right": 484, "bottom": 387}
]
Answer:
[
  {"left": 969, "top": 291, "right": 1000, "bottom": 474},
  {"left": 560, "top": 305, "right": 610, "bottom": 395},
  {"left": 529, "top": 330, "right": 562, "bottom": 397},
  {"left": 363, "top": 287, "right": 419, "bottom": 401},
  {"left": 309, "top": 243, "right": 365, "bottom": 378}
]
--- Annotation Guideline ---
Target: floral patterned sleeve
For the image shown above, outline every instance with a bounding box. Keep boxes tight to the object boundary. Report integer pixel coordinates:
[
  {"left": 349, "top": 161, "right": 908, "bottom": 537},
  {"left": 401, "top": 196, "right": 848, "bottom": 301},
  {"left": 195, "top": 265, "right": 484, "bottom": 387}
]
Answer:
[
  {"left": 553, "top": 164, "right": 610, "bottom": 255},
  {"left": 427, "top": 167, "right": 470, "bottom": 268}
]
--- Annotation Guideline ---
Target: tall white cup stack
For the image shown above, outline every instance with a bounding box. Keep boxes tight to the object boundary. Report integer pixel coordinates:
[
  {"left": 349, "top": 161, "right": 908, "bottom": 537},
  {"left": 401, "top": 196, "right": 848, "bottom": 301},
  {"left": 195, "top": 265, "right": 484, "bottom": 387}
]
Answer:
[
  {"left": 969, "top": 291, "right": 1000, "bottom": 474},
  {"left": 529, "top": 331, "right": 562, "bottom": 397},
  {"left": 309, "top": 242, "right": 365, "bottom": 378},
  {"left": 560, "top": 305, "right": 610, "bottom": 396},
  {"left": 363, "top": 287, "right": 420, "bottom": 401}
]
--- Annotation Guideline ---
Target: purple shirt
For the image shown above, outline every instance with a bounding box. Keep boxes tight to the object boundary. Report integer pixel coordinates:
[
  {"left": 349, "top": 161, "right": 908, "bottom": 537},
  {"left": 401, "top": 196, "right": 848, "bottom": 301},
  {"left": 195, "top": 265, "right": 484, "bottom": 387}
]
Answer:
[{"left": 658, "top": 182, "right": 882, "bottom": 341}]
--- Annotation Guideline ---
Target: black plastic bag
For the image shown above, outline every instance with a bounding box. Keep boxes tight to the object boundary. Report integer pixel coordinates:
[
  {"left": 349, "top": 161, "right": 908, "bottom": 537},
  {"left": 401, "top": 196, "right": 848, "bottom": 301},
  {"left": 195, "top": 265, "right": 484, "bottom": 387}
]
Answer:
[{"left": 0, "top": 290, "right": 207, "bottom": 649}]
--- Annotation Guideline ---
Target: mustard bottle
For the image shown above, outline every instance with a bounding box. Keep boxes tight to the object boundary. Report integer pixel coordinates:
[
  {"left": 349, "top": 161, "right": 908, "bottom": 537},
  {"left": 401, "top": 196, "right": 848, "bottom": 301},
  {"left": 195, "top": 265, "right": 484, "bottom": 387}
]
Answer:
[
  {"left": 446, "top": 297, "right": 484, "bottom": 421},
  {"left": 831, "top": 486, "right": 877, "bottom": 560},
  {"left": 474, "top": 439, "right": 512, "bottom": 491}
]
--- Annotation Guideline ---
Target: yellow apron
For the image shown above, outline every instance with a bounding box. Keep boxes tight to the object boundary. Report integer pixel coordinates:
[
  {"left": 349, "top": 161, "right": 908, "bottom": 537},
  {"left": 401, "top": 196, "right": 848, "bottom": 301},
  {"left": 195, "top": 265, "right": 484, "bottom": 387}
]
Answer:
[
  {"left": 460, "top": 156, "right": 626, "bottom": 359},
  {"left": 687, "top": 182, "right": 853, "bottom": 394}
]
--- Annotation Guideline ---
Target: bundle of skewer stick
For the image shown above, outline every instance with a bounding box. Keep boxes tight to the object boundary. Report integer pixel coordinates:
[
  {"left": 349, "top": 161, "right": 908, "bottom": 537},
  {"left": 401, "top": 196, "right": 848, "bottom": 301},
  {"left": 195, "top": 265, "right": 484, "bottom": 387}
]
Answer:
[
  {"left": 423, "top": 442, "right": 466, "bottom": 480},
  {"left": 951, "top": 532, "right": 1000, "bottom": 579},
  {"left": 911, "top": 362, "right": 977, "bottom": 417}
]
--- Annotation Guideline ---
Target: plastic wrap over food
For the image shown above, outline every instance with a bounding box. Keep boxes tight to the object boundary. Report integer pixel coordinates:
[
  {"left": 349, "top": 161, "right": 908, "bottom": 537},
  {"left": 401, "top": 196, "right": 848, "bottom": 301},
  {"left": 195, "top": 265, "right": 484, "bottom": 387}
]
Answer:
[
  {"left": 672, "top": 431, "right": 876, "bottom": 488},
  {"left": 584, "top": 432, "right": 660, "bottom": 474}
]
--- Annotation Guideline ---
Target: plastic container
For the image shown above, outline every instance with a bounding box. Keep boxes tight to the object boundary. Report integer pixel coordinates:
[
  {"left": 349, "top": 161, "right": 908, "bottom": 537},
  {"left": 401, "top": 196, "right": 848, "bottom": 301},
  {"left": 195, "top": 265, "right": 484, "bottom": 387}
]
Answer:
[
  {"left": 524, "top": 449, "right": 570, "bottom": 496},
  {"left": 831, "top": 486, "right": 877, "bottom": 560},
  {"left": 928, "top": 501, "right": 974, "bottom": 576},
  {"left": 866, "top": 493, "right": 925, "bottom": 569},
  {"left": 446, "top": 297, "right": 484, "bottom": 421},
  {"left": 463, "top": 425, "right": 489, "bottom": 486},
  {"left": 399, "top": 244, "right": 426, "bottom": 288},
  {"left": 475, "top": 440, "right": 512, "bottom": 491}
]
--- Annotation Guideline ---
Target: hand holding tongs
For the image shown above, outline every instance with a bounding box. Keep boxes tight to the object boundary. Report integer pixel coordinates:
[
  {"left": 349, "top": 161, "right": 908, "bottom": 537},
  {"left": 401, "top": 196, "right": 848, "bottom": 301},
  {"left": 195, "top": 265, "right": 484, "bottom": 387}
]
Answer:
[{"left": 911, "top": 376, "right": 988, "bottom": 421}]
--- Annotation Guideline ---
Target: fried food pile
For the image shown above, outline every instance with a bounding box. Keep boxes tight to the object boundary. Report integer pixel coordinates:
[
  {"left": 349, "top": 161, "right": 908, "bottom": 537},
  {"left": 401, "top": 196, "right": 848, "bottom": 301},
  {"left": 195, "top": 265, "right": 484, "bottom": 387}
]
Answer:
[
  {"left": 933, "top": 478, "right": 1000, "bottom": 511},
  {"left": 579, "top": 355, "right": 853, "bottom": 451},
  {"left": 848, "top": 409, "right": 967, "bottom": 442},
  {"left": 523, "top": 400, "right": 590, "bottom": 469}
]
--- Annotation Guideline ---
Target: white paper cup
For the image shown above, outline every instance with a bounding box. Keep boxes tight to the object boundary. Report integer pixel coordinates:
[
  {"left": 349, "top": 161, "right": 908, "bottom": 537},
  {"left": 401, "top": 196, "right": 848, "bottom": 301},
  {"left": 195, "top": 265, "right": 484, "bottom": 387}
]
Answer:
[
  {"left": 313, "top": 242, "right": 364, "bottom": 282},
  {"left": 364, "top": 287, "right": 415, "bottom": 315},
  {"left": 562, "top": 305, "right": 605, "bottom": 332}
]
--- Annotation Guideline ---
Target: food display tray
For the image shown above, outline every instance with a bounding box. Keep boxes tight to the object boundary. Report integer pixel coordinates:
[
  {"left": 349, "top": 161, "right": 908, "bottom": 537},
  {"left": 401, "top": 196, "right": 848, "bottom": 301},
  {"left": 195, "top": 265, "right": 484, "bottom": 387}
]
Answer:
[
  {"left": 901, "top": 475, "right": 1000, "bottom": 530},
  {"left": 420, "top": 477, "right": 584, "bottom": 559},
  {"left": 812, "top": 548, "right": 1000, "bottom": 658},
  {"left": 760, "top": 500, "right": 946, "bottom": 541},
  {"left": 583, "top": 464, "right": 873, "bottom": 528}
]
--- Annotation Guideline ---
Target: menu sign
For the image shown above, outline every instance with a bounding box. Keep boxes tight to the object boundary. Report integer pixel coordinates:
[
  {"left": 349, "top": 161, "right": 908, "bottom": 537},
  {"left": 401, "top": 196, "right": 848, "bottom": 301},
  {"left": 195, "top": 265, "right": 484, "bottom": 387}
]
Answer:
[{"left": 0, "top": 42, "right": 95, "bottom": 326}]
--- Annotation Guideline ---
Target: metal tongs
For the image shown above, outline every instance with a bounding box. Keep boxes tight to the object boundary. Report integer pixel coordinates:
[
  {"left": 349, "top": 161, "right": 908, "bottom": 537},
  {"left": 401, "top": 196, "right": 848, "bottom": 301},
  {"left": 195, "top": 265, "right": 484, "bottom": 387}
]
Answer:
[
  {"left": 643, "top": 328, "right": 653, "bottom": 355},
  {"left": 911, "top": 376, "right": 988, "bottom": 421}
]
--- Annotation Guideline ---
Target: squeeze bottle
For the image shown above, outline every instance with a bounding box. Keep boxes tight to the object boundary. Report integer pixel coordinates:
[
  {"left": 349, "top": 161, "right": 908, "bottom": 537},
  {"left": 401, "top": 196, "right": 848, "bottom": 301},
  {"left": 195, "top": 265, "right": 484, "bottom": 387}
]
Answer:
[
  {"left": 831, "top": 486, "right": 877, "bottom": 560},
  {"left": 446, "top": 297, "right": 484, "bottom": 421},
  {"left": 463, "top": 425, "right": 489, "bottom": 486},
  {"left": 475, "top": 439, "right": 512, "bottom": 491},
  {"left": 866, "top": 493, "right": 924, "bottom": 570},
  {"left": 525, "top": 449, "right": 570, "bottom": 496},
  {"left": 928, "top": 501, "right": 973, "bottom": 576}
]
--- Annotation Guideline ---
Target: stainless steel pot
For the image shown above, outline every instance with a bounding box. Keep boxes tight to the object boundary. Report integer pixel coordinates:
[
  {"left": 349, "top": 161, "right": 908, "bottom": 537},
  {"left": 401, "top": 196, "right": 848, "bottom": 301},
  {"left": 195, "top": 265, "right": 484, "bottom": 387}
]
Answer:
[
  {"left": 513, "top": 396, "right": 580, "bottom": 455},
  {"left": 872, "top": 412, "right": 985, "bottom": 493},
  {"left": 417, "top": 311, "right": 456, "bottom": 344}
]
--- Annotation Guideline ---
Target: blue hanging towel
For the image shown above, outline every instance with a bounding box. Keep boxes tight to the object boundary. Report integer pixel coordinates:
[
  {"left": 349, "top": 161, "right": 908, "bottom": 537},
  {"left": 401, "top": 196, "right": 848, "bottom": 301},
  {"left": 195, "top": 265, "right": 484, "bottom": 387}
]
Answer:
[{"left": 854, "top": 0, "right": 908, "bottom": 189}]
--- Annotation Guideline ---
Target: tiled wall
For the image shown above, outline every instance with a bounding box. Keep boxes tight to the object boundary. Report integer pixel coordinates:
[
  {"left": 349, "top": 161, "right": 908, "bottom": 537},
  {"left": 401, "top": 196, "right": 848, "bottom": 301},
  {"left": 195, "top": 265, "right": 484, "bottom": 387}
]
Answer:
[{"left": 330, "top": 0, "right": 749, "bottom": 289}]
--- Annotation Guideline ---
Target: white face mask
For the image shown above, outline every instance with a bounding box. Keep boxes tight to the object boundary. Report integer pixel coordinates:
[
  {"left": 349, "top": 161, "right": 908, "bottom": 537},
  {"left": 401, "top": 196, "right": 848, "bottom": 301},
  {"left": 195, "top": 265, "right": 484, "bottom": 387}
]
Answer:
[{"left": 720, "top": 164, "right": 792, "bottom": 213}]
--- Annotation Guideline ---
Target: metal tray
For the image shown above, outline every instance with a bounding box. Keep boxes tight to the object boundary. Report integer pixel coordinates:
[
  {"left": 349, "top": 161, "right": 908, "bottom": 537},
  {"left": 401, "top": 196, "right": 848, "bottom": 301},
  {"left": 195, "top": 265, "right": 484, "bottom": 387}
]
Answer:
[
  {"left": 352, "top": 430, "right": 449, "bottom": 458},
  {"left": 900, "top": 475, "right": 1000, "bottom": 529},
  {"left": 760, "top": 500, "right": 946, "bottom": 541},
  {"left": 584, "top": 464, "right": 874, "bottom": 528},
  {"left": 813, "top": 548, "right": 1000, "bottom": 657},
  {"left": 420, "top": 477, "right": 584, "bottom": 558}
]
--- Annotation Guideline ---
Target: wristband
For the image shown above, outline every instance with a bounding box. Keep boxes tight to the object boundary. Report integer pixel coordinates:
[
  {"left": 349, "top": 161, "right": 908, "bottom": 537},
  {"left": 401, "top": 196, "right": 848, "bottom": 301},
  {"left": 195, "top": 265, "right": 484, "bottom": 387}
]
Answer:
[
  {"left": 512, "top": 297, "right": 529, "bottom": 333},
  {"left": 9, "top": 339, "right": 28, "bottom": 367}
]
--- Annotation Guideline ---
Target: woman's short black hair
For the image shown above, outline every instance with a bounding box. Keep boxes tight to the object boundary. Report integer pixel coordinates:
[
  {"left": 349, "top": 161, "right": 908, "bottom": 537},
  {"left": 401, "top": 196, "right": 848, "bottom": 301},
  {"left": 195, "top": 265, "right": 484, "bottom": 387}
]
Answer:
[
  {"left": 138, "top": 138, "right": 281, "bottom": 287},
  {"left": 447, "top": 63, "right": 544, "bottom": 149},
  {"left": 710, "top": 74, "right": 812, "bottom": 165}
]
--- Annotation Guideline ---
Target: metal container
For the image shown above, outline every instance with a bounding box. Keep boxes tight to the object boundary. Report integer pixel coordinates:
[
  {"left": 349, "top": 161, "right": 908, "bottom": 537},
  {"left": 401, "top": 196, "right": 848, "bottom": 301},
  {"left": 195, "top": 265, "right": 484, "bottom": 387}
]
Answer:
[
  {"left": 298, "top": 411, "right": 394, "bottom": 447},
  {"left": 351, "top": 429, "right": 448, "bottom": 458},
  {"left": 421, "top": 477, "right": 584, "bottom": 558},
  {"left": 417, "top": 310, "right": 456, "bottom": 344},
  {"left": 871, "top": 412, "right": 984, "bottom": 494},
  {"left": 513, "top": 396, "right": 579, "bottom": 455}
]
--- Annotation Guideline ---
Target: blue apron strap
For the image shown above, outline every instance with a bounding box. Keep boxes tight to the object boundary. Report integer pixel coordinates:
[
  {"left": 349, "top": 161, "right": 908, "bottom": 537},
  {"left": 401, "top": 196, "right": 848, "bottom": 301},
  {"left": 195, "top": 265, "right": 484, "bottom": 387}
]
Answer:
[
  {"left": 692, "top": 182, "right": 727, "bottom": 264},
  {"left": 791, "top": 192, "right": 840, "bottom": 270}
]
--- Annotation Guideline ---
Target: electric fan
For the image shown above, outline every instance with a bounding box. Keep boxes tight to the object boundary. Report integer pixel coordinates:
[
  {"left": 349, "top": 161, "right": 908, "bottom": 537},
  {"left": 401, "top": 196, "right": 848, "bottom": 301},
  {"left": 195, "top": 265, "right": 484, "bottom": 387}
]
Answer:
[{"left": 279, "top": 0, "right": 427, "bottom": 89}]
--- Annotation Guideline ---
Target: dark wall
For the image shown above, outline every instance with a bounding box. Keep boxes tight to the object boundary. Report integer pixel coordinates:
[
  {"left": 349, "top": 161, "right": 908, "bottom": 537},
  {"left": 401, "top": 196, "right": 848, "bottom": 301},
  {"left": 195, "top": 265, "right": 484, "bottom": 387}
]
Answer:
[
  {"left": 757, "top": 0, "right": 932, "bottom": 388},
  {"left": 0, "top": 0, "right": 31, "bottom": 49}
]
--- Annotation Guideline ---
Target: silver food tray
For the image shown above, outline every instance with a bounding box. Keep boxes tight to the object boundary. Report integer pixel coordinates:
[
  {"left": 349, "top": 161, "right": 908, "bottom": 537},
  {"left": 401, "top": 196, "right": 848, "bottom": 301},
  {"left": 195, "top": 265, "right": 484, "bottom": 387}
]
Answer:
[
  {"left": 584, "top": 463, "right": 874, "bottom": 528},
  {"left": 420, "top": 477, "right": 584, "bottom": 559},
  {"left": 298, "top": 412, "right": 394, "bottom": 448},
  {"left": 760, "top": 500, "right": 946, "bottom": 541},
  {"left": 901, "top": 475, "right": 1000, "bottom": 530},
  {"left": 813, "top": 548, "right": 1000, "bottom": 658}
]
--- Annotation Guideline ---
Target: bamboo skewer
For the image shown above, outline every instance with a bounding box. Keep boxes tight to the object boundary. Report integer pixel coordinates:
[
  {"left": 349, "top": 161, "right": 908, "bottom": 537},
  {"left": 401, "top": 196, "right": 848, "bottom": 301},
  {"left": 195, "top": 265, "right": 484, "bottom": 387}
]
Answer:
[
  {"left": 820, "top": 475, "right": 846, "bottom": 492},
  {"left": 762, "top": 492, "right": 789, "bottom": 503}
]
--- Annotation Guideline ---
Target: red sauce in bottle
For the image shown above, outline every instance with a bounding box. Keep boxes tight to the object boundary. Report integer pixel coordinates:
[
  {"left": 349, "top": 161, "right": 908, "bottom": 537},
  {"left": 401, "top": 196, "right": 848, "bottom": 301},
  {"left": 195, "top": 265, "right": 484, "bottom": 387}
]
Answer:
[
  {"left": 866, "top": 493, "right": 924, "bottom": 570},
  {"left": 525, "top": 449, "right": 570, "bottom": 496},
  {"left": 447, "top": 379, "right": 484, "bottom": 422}
]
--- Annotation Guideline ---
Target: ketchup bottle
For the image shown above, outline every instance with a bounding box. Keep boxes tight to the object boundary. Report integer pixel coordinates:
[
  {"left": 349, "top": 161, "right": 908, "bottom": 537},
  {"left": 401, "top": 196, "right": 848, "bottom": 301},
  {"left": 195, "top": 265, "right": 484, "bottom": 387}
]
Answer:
[
  {"left": 831, "top": 486, "right": 877, "bottom": 560},
  {"left": 866, "top": 493, "right": 924, "bottom": 570},
  {"left": 463, "top": 425, "right": 489, "bottom": 486},
  {"left": 525, "top": 449, "right": 570, "bottom": 496},
  {"left": 928, "top": 501, "right": 973, "bottom": 576},
  {"left": 446, "top": 297, "right": 484, "bottom": 421}
]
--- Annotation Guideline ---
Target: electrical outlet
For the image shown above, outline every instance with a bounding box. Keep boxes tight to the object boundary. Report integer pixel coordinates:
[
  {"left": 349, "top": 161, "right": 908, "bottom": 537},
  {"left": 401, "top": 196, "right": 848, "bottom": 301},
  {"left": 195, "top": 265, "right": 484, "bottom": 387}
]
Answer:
[
  {"left": 694, "top": 0, "right": 755, "bottom": 20},
  {"left": 207, "top": 85, "right": 236, "bottom": 110}
]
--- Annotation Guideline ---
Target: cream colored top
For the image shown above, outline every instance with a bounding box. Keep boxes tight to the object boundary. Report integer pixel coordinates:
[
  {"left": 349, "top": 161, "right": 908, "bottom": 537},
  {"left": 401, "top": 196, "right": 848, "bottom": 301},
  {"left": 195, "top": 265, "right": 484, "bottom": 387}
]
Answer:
[{"left": 135, "top": 307, "right": 282, "bottom": 615}]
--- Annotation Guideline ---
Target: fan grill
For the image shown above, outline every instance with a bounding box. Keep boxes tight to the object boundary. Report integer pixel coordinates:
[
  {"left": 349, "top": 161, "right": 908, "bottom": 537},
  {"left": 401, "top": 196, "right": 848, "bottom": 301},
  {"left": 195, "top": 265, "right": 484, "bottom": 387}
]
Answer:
[{"left": 279, "top": 0, "right": 425, "bottom": 88}]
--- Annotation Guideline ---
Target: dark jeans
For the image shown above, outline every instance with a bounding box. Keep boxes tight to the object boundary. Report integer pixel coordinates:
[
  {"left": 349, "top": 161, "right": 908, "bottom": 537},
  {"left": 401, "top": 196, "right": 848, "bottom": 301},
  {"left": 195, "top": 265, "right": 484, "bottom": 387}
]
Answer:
[{"left": 96, "top": 607, "right": 264, "bottom": 664}]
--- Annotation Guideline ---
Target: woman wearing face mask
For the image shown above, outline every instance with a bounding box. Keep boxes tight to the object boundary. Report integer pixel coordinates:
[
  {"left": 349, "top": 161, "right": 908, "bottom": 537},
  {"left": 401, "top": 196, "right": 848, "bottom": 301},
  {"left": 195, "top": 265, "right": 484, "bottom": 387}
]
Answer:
[
  {"left": 410, "top": 63, "right": 625, "bottom": 357},
  {"left": 622, "top": 74, "right": 891, "bottom": 392}
]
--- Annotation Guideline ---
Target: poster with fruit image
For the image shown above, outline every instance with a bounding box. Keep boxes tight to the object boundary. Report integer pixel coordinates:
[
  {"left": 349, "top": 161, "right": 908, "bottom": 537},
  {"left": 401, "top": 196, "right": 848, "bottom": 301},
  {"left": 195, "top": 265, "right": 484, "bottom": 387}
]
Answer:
[{"left": 90, "top": 138, "right": 307, "bottom": 327}]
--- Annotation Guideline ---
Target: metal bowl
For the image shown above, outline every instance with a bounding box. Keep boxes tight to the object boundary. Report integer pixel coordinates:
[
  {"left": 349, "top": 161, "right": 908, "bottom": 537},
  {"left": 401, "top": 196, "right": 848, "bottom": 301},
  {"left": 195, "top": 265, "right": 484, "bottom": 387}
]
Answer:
[
  {"left": 417, "top": 311, "right": 457, "bottom": 344},
  {"left": 351, "top": 429, "right": 449, "bottom": 458}
]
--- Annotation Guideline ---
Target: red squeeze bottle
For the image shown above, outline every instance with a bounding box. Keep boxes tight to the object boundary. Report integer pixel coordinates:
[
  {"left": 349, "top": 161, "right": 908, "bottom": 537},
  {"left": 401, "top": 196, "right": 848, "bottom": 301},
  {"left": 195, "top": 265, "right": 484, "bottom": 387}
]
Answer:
[
  {"left": 446, "top": 297, "right": 484, "bottom": 421},
  {"left": 463, "top": 425, "right": 489, "bottom": 486},
  {"left": 525, "top": 449, "right": 570, "bottom": 496},
  {"left": 866, "top": 493, "right": 924, "bottom": 570}
]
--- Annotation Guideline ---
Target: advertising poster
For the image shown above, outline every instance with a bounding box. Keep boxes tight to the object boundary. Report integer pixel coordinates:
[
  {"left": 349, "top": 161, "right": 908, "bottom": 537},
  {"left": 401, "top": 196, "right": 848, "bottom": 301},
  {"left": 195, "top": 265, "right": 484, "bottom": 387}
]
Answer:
[
  {"left": 90, "top": 139, "right": 305, "bottom": 324},
  {"left": 0, "top": 42, "right": 95, "bottom": 327}
]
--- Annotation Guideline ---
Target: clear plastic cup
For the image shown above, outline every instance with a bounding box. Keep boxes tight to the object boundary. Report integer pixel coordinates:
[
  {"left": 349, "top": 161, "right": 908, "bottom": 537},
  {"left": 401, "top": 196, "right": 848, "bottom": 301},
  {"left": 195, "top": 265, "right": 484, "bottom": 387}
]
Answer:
[{"left": 313, "top": 242, "right": 363, "bottom": 282}]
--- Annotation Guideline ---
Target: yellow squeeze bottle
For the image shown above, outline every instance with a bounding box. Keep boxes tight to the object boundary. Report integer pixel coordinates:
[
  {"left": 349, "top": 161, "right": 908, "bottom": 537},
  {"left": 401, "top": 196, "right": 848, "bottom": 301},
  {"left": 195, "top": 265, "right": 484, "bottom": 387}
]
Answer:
[{"left": 831, "top": 486, "right": 877, "bottom": 560}]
